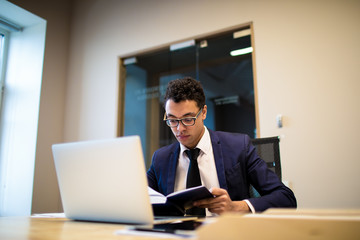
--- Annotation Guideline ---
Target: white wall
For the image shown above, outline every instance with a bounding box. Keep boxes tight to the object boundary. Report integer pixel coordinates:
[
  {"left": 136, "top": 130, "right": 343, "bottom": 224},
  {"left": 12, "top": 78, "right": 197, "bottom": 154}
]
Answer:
[
  {"left": 253, "top": 0, "right": 360, "bottom": 208},
  {"left": 11, "top": 0, "right": 360, "bottom": 212}
]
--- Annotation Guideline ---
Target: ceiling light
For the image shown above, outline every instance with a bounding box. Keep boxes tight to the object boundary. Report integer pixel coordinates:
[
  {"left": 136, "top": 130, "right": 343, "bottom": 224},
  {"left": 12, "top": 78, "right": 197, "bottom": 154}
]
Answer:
[
  {"left": 123, "top": 57, "right": 137, "bottom": 65},
  {"left": 170, "top": 40, "right": 195, "bottom": 51},
  {"left": 233, "top": 29, "right": 251, "bottom": 39},
  {"left": 230, "top": 47, "right": 253, "bottom": 56}
]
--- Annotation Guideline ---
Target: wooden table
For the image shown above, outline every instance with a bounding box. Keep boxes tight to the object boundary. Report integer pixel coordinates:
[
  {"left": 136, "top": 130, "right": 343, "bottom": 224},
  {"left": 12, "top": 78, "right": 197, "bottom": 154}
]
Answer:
[
  {"left": 1, "top": 209, "right": 360, "bottom": 240},
  {"left": 0, "top": 216, "right": 178, "bottom": 240}
]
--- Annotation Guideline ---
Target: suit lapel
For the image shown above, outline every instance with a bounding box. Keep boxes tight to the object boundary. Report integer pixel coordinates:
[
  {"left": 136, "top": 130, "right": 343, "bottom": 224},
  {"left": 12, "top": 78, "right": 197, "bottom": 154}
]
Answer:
[
  {"left": 166, "top": 143, "right": 180, "bottom": 194},
  {"left": 209, "top": 130, "right": 228, "bottom": 190}
]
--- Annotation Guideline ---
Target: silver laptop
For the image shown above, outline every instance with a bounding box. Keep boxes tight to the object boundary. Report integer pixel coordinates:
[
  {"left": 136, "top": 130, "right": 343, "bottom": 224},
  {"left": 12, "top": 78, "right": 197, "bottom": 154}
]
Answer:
[{"left": 52, "top": 135, "right": 169, "bottom": 225}]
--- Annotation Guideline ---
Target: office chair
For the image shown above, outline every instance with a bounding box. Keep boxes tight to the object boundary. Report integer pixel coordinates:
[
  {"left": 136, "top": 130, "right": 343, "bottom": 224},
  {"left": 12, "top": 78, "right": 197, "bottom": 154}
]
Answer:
[{"left": 249, "top": 136, "right": 282, "bottom": 198}]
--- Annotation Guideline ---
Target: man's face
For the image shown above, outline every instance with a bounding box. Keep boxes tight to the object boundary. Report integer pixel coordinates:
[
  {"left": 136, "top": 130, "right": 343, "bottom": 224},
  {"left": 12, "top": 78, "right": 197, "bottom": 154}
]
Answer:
[{"left": 164, "top": 99, "right": 207, "bottom": 149}]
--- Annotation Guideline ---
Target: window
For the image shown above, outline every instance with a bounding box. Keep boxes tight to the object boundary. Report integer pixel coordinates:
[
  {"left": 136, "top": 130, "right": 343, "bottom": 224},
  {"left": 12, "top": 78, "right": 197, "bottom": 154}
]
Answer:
[
  {"left": 119, "top": 24, "right": 258, "bottom": 167},
  {"left": 0, "top": 2, "right": 46, "bottom": 216}
]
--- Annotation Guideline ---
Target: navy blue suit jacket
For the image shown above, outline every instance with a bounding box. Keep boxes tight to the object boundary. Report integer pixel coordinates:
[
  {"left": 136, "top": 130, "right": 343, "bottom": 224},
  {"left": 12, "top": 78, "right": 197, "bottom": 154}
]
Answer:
[{"left": 147, "top": 129, "right": 297, "bottom": 212}]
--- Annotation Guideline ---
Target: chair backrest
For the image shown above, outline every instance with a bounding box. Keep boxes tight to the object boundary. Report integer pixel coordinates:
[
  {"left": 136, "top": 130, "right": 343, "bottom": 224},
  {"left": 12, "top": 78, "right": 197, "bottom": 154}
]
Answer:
[
  {"left": 251, "top": 136, "right": 282, "bottom": 180},
  {"left": 249, "top": 136, "right": 281, "bottom": 198}
]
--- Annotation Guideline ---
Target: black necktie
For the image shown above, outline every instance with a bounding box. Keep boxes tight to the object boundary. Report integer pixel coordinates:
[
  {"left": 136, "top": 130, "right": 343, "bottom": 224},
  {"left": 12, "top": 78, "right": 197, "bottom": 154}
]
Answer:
[{"left": 185, "top": 148, "right": 205, "bottom": 216}]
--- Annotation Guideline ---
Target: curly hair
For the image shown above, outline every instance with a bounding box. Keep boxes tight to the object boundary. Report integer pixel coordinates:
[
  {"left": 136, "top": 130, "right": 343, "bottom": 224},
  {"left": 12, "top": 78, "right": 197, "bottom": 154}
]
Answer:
[{"left": 164, "top": 77, "right": 205, "bottom": 108}]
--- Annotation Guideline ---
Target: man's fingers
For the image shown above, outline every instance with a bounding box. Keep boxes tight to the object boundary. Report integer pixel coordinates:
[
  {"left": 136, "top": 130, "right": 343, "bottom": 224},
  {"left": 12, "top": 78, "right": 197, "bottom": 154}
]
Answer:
[
  {"left": 194, "top": 194, "right": 226, "bottom": 207},
  {"left": 193, "top": 187, "right": 233, "bottom": 215},
  {"left": 210, "top": 187, "right": 227, "bottom": 196}
]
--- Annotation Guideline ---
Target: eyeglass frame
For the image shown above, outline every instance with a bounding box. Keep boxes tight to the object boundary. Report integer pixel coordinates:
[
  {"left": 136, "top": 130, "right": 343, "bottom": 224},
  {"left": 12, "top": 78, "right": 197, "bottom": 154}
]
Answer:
[{"left": 163, "top": 108, "right": 203, "bottom": 127}]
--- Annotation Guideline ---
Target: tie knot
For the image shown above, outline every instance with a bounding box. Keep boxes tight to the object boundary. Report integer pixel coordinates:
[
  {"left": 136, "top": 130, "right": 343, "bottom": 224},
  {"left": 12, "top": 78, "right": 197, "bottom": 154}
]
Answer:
[{"left": 186, "top": 148, "right": 200, "bottom": 161}]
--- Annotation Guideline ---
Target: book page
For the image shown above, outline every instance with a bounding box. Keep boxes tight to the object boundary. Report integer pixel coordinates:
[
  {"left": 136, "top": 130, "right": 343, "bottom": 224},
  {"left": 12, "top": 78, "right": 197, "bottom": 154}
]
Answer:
[{"left": 148, "top": 187, "right": 166, "bottom": 204}]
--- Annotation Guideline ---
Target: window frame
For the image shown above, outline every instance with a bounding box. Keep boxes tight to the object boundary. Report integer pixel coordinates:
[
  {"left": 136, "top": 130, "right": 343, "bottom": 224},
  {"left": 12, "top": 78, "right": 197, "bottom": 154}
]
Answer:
[{"left": 0, "top": 27, "right": 10, "bottom": 116}]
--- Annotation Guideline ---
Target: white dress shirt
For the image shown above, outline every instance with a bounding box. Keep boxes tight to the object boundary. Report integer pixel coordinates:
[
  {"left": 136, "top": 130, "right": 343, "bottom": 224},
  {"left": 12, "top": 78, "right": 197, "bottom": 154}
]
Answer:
[{"left": 174, "top": 127, "right": 220, "bottom": 192}]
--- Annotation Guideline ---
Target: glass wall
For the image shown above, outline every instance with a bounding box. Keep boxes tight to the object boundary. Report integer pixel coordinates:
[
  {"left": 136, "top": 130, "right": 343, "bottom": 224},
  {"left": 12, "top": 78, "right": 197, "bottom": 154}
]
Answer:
[{"left": 121, "top": 26, "right": 256, "bottom": 167}]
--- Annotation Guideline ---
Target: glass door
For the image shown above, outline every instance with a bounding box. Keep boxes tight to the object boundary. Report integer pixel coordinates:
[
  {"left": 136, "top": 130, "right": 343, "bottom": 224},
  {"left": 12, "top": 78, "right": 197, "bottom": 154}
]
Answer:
[{"left": 120, "top": 25, "right": 256, "bottom": 167}]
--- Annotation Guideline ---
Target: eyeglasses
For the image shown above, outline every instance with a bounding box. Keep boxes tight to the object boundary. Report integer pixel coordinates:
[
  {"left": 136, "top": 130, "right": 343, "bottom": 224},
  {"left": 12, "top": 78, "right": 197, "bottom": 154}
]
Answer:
[{"left": 163, "top": 108, "right": 203, "bottom": 127}]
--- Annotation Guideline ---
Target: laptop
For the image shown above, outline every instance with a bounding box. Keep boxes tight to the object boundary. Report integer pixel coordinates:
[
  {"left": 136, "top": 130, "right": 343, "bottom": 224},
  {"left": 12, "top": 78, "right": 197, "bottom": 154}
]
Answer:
[{"left": 52, "top": 135, "right": 194, "bottom": 225}]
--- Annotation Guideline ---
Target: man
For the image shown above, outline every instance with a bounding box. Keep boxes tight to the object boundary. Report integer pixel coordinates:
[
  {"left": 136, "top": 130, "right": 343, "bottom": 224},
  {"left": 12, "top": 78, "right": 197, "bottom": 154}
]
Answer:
[{"left": 147, "top": 77, "right": 296, "bottom": 215}]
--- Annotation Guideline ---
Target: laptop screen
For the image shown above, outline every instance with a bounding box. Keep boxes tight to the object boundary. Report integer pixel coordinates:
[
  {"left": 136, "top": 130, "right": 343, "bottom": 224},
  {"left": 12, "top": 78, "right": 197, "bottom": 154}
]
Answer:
[{"left": 52, "top": 136, "right": 154, "bottom": 225}]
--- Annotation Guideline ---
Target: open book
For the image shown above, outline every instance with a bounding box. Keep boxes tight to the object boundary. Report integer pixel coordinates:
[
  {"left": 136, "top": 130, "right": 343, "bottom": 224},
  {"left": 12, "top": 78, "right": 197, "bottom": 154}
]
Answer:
[{"left": 148, "top": 186, "right": 213, "bottom": 216}]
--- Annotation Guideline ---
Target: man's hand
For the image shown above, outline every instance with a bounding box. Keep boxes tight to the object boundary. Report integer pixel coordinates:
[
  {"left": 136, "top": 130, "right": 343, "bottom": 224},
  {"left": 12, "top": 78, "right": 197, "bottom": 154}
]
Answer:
[{"left": 193, "top": 187, "right": 250, "bottom": 215}]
